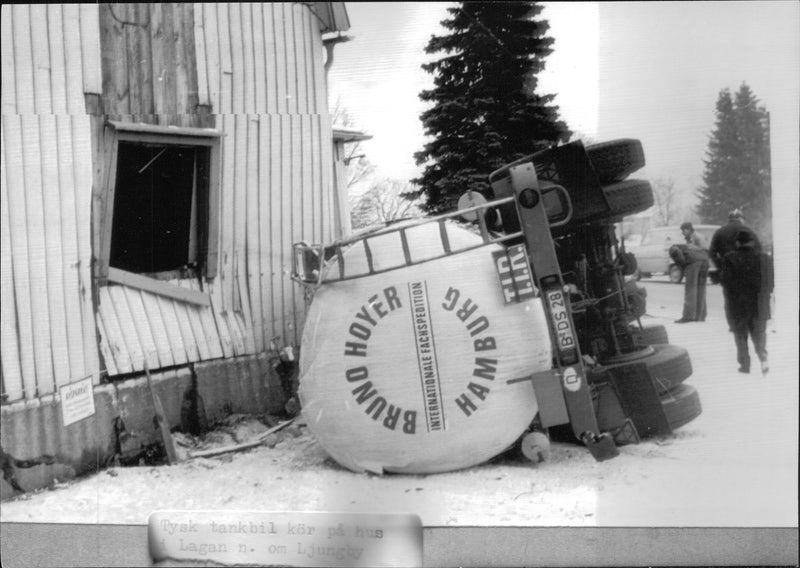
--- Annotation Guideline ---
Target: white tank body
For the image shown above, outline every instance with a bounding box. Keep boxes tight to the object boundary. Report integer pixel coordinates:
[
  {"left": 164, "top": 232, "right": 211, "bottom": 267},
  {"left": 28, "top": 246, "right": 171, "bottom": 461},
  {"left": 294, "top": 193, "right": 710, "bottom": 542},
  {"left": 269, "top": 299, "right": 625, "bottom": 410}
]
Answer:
[{"left": 298, "top": 221, "right": 552, "bottom": 474}]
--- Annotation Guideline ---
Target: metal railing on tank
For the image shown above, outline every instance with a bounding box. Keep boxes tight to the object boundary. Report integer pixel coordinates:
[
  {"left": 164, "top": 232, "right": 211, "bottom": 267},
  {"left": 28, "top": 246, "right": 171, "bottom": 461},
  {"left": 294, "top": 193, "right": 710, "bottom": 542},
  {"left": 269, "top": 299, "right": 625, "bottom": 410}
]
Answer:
[{"left": 291, "top": 183, "right": 573, "bottom": 287}]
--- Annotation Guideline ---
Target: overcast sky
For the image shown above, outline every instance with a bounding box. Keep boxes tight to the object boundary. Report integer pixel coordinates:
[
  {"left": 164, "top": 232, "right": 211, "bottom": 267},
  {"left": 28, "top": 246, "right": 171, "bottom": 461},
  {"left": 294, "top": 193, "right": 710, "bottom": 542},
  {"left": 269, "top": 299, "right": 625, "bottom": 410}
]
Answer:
[
  {"left": 328, "top": 2, "right": 600, "bottom": 180},
  {"left": 328, "top": 2, "right": 797, "bottom": 196},
  {"left": 328, "top": 2, "right": 798, "bottom": 263},
  {"left": 596, "top": 1, "right": 799, "bottom": 197}
]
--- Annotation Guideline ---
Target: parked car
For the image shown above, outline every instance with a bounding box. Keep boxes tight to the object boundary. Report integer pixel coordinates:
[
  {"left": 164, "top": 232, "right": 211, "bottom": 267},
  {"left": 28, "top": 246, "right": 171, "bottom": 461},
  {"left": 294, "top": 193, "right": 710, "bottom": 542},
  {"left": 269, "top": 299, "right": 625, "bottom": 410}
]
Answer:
[{"left": 629, "top": 224, "right": 720, "bottom": 283}]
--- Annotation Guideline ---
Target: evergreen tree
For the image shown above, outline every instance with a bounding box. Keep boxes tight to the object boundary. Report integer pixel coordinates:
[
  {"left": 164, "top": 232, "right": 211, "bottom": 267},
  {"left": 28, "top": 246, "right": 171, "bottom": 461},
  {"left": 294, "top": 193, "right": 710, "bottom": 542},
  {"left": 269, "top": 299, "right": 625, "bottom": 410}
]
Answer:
[
  {"left": 408, "top": 2, "right": 571, "bottom": 213},
  {"left": 696, "top": 89, "right": 739, "bottom": 221},
  {"left": 733, "top": 83, "right": 771, "bottom": 241},
  {"left": 696, "top": 83, "right": 771, "bottom": 242}
]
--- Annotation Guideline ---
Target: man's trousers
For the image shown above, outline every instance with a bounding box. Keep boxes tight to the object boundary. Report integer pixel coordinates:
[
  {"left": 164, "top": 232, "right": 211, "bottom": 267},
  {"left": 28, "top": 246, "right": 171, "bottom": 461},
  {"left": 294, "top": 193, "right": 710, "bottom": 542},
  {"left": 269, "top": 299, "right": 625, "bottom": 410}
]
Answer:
[
  {"left": 731, "top": 317, "right": 768, "bottom": 371},
  {"left": 682, "top": 261, "right": 708, "bottom": 321}
]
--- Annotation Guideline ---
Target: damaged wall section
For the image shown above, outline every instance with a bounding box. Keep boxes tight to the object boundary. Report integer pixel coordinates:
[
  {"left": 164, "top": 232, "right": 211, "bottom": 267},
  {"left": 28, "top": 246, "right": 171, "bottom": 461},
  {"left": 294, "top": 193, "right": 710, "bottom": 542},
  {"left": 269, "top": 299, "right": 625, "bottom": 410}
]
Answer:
[{"left": 1, "top": 354, "right": 286, "bottom": 501}]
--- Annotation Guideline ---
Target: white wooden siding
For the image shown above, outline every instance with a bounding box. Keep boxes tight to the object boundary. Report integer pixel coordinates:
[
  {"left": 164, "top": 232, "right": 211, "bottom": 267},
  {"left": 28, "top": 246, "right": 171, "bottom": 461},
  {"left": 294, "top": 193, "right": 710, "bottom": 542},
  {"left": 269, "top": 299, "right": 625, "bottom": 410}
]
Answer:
[
  {"left": 1, "top": 4, "right": 101, "bottom": 115},
  {"left": 95, "top": 280, "right": 253, "bottom": 376},
  {"left": 2, "top": 5, "right": 101, "bottom": 401},
  {"left": 197, "top": 2, "right": 336, "bottom": 350},
  {"left": 207, "top": 113, "right": 333, "bottom": 352},
  {"left": 1, "top": 114, "right": 100, "bottom": 399},
  {"left": 1, "top": 2, "right": 338, "bottom": 400},
  {"left": 197, "top": 3, "right": 327, "bottom": 116},
  {"left": 1, "top": 125, "right": 24, "bottom": 401},
  {"left": 91, "top": 1, "right": 337, "bottom": 376}
]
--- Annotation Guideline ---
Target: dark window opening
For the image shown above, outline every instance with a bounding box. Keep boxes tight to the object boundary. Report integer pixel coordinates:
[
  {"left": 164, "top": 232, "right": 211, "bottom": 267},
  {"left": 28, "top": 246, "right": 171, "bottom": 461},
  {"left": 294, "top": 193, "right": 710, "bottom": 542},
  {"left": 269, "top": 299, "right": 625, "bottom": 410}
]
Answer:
[{"left": 109, "top": 142, "right": 210, "bottom": 277}]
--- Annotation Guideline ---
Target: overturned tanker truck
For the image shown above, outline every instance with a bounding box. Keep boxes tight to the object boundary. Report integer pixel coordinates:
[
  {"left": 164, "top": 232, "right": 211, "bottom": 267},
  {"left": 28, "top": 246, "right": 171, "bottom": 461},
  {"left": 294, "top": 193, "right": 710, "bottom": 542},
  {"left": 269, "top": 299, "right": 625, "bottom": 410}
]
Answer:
[{"left": 291, "top": 139, "right": 701, "bottom": 474}]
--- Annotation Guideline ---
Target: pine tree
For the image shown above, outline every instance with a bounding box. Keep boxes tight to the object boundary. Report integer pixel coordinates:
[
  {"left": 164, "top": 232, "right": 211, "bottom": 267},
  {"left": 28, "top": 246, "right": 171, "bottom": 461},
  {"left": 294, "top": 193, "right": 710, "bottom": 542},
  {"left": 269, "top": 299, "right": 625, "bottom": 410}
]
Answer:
[
  {"left": 696, "top": 89, "right": 739, "bottom": 222},
  {"left": 696, "top": 83, "right": 771, "bottom": 242},
  {"left": 408, "top": 2, "right": 571, "bottom": 213},
  {"left": 733, "top": 83, "right": 771, "bottom": 242}
]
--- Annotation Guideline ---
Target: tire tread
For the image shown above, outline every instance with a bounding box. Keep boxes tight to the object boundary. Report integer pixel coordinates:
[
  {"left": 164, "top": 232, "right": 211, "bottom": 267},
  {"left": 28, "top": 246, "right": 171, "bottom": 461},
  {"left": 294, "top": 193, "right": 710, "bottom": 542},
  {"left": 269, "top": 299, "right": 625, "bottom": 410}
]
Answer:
[
  {"left": 601, "top": 179, "right": 654, "bottom": 220},
  {"left": 586, "top": 139, "right": 646, "bottom": 183},
  {"left": 661, "top": 384, "right": 702, "bottom": 430}
]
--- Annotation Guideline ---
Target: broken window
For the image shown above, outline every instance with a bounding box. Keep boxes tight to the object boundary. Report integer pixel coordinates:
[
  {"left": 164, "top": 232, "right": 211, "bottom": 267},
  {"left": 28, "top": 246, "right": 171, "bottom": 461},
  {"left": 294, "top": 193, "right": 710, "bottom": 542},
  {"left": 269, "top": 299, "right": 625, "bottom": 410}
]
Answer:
[
  {"left": 98, "top": 123, "right": 221, "bottom": 303},
  {"left": 110, "top": 142, "right": 209, "bottom": 275}
]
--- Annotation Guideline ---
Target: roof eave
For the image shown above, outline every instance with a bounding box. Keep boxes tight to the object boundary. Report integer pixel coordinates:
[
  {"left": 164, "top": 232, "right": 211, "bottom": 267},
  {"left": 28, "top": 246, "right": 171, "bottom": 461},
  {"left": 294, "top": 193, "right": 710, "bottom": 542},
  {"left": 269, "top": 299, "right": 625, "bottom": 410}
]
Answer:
[
  {"left": 332, "top": 128, "right": 372, "bottom": 143},
  {"left": 313, "top": 2, "right": 350, "bottom": 33}
]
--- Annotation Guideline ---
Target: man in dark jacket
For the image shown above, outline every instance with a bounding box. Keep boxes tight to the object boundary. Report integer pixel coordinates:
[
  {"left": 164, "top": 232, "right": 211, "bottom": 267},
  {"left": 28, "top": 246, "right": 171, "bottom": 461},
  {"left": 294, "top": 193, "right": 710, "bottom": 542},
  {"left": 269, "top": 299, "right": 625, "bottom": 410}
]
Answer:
[
  {"left": 709, "top": 210, "right": 762, "bottom": 326},
  {"left": 720, "top": 230, "right": 773, "bottom": 374},
  {"left": 709, "top": 209, "right": 761, "bottom": 269}
]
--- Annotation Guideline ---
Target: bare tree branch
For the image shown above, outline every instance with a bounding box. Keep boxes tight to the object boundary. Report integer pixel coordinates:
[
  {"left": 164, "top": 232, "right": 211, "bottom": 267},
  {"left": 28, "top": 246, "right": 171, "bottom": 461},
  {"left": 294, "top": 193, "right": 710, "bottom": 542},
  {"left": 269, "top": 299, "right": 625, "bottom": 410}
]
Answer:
[
  {"left": 350, "top": 179, "right": 424, "bottom": 229},
  {"left": 331, "top": 97, "right": 376, "bottom": 190}
]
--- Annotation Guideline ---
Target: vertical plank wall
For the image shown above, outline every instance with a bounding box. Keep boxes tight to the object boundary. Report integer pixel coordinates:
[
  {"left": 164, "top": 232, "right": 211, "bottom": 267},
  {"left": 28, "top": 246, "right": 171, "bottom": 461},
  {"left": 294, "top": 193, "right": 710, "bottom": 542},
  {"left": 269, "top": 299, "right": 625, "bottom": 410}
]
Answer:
[
  {"left": 94, "top": 3, "right": 252, "bottom": 376},
  {"left": 197, "top": 2, "right": 336, "bottom": 350},
  {"left": 1, "top": 5, "right": 101, "bottom": 401},
  {"left": 1, "top": 3, "right": 338, "bottom": 399},
  {"left": 93, "top": 2, "right": 335, "bottom": 371}
]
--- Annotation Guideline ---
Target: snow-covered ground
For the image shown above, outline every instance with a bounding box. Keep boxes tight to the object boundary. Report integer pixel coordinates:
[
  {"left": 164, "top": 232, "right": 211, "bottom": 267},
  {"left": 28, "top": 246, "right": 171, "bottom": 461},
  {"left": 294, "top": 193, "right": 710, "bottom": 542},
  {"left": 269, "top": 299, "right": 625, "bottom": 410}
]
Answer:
[{"left": 0, "top": 284, "right": 797, "bottom": 528}]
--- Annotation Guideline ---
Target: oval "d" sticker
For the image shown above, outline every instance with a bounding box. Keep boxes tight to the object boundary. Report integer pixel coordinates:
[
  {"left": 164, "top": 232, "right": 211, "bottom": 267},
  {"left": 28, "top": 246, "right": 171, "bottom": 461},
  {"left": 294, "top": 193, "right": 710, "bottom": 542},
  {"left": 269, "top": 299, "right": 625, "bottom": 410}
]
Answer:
[{"left": 562, "top": 366, "right": 582, "bottom": 392}]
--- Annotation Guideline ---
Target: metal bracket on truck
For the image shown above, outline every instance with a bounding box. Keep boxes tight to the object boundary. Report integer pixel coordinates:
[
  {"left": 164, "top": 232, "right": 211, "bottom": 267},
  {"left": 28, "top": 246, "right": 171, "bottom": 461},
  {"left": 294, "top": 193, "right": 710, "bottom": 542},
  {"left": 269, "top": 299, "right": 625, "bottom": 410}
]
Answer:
[{"left": 492, "top": 161, "right": 619, "bottom": 462}]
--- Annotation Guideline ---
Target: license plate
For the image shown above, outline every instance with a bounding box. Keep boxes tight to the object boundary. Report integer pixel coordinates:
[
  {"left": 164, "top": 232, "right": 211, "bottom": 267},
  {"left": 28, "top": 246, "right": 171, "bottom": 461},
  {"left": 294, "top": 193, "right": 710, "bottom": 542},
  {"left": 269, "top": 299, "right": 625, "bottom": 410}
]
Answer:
[{"left": 546, "top": 289, "right": 576, "bottom": 353}]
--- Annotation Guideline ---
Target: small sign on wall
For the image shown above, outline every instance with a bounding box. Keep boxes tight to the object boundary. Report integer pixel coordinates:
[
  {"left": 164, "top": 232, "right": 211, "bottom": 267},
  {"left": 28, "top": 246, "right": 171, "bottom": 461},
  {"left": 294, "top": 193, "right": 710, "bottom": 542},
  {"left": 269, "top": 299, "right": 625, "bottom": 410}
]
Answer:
[{"left": 60, "top": 375, "right": 96, "bottom": 427}]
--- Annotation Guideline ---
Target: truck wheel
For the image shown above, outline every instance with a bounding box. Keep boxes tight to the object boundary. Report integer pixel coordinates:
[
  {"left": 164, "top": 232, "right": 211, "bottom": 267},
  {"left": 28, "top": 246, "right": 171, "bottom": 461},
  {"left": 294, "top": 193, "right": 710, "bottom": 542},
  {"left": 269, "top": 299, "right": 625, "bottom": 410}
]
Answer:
[
  {"left": 595, "top": 382, "right": 702, "bottom": 435},
  {"left": 631, "top": 323, "right": 669, "bottom": 346},
  {"left": 598, "top": 179, "right": 654, "bottom": 220},
  {"left": 661, "top": 384, "right": 702, "bottom": 430},
  {"left": 586, "top": 139, "right": 646, "bottom": 183},
  {"left": 600, "top": 344, "right": 693, "bottom": 394},
  {"left": 639, "top": 343, "right": 693, "bottom": 393},
  {"left": 669, "top": 264, "right": 684, "bottom": 283}
]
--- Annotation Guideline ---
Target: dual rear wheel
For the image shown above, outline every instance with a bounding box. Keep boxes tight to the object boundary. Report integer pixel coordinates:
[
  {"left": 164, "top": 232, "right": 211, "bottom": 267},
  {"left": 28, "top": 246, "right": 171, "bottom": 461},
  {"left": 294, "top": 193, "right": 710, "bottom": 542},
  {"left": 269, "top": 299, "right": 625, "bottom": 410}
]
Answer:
[
  {"left": 518, "top": 141, "right": 701, "bottom": 461},
  {"left": 531, "top": 338, "right": 701, "bottom": 458},
  {"left": 585, "top": 139, "right": 653, "bottom": 222}
]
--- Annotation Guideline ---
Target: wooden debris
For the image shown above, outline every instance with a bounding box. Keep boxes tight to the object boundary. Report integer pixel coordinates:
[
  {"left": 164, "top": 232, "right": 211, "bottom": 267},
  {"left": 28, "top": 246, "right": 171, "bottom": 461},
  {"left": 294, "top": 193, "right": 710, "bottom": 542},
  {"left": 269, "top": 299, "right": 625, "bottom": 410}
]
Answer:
[
  {"left": 144, "top": 360, "right": 179, "bottom": 464},
  {"left": 188, "top": 418, "right": 296, "bottom": 459}
]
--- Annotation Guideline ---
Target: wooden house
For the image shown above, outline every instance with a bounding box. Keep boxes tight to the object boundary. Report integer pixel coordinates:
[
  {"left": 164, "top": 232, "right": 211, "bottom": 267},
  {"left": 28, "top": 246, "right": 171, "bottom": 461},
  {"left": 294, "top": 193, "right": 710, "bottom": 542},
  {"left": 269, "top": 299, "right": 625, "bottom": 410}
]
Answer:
[{"left": 1, "top": 2, "right": 354, "bottom": 496}]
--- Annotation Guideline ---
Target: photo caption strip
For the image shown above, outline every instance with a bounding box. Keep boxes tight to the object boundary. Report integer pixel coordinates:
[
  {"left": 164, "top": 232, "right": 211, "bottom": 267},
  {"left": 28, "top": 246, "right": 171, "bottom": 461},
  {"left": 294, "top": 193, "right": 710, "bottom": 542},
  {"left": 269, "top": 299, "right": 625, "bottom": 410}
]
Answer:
[{"left": 148, "top": 511, "right": 422, "bottom": 567}]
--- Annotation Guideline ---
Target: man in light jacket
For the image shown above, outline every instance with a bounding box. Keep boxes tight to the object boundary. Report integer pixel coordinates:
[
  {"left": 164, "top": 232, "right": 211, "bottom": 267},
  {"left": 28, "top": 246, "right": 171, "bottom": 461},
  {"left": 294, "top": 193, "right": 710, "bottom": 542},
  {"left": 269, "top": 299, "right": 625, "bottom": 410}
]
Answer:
[{"left": 672, "top": 222, "right": 710, "bottom": 323}]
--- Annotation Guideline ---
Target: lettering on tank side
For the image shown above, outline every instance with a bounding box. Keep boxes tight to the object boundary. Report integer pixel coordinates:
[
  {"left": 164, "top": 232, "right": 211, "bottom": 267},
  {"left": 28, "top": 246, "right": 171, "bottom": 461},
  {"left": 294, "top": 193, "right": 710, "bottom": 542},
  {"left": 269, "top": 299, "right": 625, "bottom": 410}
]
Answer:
[
  {"left": 442, "top": 286, "right": 499, "bottom": 417},
  {"left": 340, "top": 283, "right": 501, "bottom": 434},
  {"left": 342, "top": 286, "right": 417, "bottom": 434},
  {"left": 408, "top": 281, "right": 445, "bottom": 432}
]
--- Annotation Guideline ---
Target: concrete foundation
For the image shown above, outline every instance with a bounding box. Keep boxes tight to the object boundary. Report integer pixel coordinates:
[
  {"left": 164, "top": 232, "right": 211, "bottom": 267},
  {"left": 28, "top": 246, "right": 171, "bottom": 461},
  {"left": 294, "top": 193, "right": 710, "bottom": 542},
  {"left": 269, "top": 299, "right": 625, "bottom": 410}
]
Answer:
[{"left": 1, "top": 353, "right": 288, "bottom": 501}]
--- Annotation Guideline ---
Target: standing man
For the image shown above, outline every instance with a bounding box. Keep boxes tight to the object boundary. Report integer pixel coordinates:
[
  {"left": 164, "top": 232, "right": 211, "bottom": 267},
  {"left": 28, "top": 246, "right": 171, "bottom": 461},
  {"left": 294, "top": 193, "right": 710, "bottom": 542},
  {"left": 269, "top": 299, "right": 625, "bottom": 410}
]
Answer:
[
  {"left": 709, "top": 209, "right": 761, "bottom": 325},
  {"left": 720, "top": 231, "right": 773, "bottom": 374},
  {"left": 709, "top": 209, "right": 761, "bottom": 270},
  {"left": 674, "top": 222, "right": 710, "bottom": 323}
]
